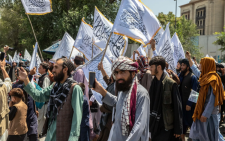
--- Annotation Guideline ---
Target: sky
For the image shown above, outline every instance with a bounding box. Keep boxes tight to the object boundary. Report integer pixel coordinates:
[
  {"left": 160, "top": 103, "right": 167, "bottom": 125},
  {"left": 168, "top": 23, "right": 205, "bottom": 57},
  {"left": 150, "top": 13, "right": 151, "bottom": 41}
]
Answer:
[{"left": 141, "top": 0, "right": 190, "bottom": 16}]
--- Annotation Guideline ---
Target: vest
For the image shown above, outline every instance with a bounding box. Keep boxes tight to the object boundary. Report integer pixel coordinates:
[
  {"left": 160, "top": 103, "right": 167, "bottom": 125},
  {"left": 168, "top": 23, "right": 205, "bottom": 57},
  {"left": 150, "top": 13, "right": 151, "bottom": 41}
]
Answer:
[
  {"left": 0, "top": 84, "right": 9, "bottom": 136},
  {"left": 181, "top": 72, "right": 193, "bottom": 106},
  {"left": 8, "top": 100, "right": 28, "bottom": 135},
  {"left": 56, "top": 83, "right": 77, "bottom": 141},
  {"left": 38, "top": 73, "right": 49, "bottom": 88},
  {"left": 162, "top": 75, "right": 176, "bottom": 131}
]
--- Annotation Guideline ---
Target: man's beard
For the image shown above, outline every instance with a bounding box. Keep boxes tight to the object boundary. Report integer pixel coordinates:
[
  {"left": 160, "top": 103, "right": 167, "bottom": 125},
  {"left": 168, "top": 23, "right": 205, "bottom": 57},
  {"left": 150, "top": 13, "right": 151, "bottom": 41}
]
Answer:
[
  {"left": 116, "top": 74, "right": 133, "bottom": 92},
  {"left": 181, "top": 68, "right": 188, "bottom": 75},
  {"left": 53, "top": 70, "right": 64, "bottom": 82},
  {"left": 176, "top": 68, "right": 181, "bottom": 72}
]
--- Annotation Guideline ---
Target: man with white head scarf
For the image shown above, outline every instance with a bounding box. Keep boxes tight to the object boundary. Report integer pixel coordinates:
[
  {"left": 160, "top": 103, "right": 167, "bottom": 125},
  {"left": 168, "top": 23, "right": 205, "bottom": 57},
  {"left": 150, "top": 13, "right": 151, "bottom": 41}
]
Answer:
[{"left": 93, "top": 56, "right": 150, "bottom": 141}]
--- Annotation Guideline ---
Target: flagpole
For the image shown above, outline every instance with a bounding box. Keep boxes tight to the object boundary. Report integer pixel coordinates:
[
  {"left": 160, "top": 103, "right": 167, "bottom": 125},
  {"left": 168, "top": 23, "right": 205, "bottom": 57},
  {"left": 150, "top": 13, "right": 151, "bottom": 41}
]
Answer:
[
  {"left": 92, "top": 40, "right": 94, "bottom": 59},
  {"left": 101, "top": 32, "right": 113, "bottom": 62},
  {"left": 69, "top": 46, "right": 74, "bottom": 59},
  {"left": 26, "top": 14, "right": 44, "bottom": 62}
]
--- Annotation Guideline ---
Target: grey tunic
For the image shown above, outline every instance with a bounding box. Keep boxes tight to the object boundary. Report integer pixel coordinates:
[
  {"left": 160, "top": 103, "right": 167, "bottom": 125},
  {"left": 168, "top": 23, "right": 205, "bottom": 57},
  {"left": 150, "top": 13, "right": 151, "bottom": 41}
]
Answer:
[{"left": 102, "top": 84, "right": 150, "bottom": 141}]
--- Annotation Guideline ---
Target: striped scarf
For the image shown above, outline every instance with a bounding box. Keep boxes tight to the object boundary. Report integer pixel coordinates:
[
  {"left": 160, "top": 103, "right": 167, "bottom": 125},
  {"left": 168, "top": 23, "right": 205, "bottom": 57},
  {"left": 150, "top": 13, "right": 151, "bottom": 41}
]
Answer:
[{"left": 46, "top": 78, "right": 76, "bottom": 127}]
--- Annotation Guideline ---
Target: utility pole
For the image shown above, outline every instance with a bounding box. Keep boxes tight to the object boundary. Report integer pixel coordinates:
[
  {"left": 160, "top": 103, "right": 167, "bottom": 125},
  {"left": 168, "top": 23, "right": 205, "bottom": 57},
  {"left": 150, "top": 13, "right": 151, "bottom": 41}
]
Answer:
[{"left": 174, "top": 0, "right": 177, "bottom": 29}]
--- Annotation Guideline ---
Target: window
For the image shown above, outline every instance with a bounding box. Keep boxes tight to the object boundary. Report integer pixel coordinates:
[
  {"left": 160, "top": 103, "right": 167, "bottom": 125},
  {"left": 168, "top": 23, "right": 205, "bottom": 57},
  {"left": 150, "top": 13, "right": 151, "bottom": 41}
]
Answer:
[{"left": 199, "top": 29, "right": 204, "bottom": 35}]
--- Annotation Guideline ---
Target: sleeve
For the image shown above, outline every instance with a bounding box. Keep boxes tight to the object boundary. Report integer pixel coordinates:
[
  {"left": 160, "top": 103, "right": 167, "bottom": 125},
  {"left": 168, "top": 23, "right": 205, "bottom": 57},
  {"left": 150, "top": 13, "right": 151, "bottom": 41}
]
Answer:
[
  {"left": 102, "top": 92, "right": 118, "bottom": 107},
  {"left": 153, "top": 50, "right": 158, "bottom": 56},
  {"left": 68, "top": 85, "right": 84, "bottom": 141},
  {"left": 73, "top": 69, "right": 84, "bottom": 83},
  {"left": 190, "top": 64, "right": 201, "bottom": 78},
  {"left": 43, "top": 77, "right": 51, "bottom": 89},
  {"left": 9, "top": 106, "right": 17, "bottom": 121},
  {"left": 3, "top": 78, "right": 12, "bottom": 93},
  {"left": 202, "top": 89, "right": 215, "bottom": 118},
  {"left": 126, "top": 93, "right": 150, "bottom": 141},
  {"left": 23, "top": 82, "right": 53, "bottom": 102},
  {"left": 103, "top": 75, "right": 110, "bottom": 85},
  {"left": 172, "top": 83, "right": 183, "bottom": 135},
  {"left": 187, "top": 75, "right": 199, "bottom": 107}
]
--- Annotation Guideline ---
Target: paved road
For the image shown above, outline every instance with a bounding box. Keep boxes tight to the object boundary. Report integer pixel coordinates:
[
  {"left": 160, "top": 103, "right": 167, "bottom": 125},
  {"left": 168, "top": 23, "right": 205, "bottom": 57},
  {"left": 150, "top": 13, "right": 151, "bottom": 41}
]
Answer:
[{"left": 39, "top": 124, "right": 225, "bottom": 141}]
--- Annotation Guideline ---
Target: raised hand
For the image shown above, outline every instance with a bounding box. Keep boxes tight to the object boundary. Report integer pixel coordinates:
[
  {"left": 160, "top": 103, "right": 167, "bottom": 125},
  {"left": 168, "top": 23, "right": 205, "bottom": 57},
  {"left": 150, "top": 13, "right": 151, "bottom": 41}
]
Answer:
[
  {"left": 29, "top": 67, "right": 36, "bottom": 76},
  {"left": 98, "top": 62, "right": 103, "bottom": 71},
  {"left": 18, "top": 67, "right": 28, "bottom": 82},
  {"left": 92, "top": 78, "right": 107, "bottom": 97},
  {"left": 0, "top": 59, "right": 6, "bottom": 70},
  {"left": 150, "top": 39, "right": 156, "bottom": 51},
  {"left": 185, "top": 51, "right": 191, "bottom": 60},
  {"left": 4, "top": 46, "right": 9, "bottom": 52}
]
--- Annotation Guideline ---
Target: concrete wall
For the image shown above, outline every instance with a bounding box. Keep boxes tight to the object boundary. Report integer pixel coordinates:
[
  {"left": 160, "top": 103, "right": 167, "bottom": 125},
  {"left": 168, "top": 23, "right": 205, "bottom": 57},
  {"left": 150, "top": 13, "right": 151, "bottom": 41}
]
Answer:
[{"left": 198, "top": 35, "right": 225, "bottom": 61}]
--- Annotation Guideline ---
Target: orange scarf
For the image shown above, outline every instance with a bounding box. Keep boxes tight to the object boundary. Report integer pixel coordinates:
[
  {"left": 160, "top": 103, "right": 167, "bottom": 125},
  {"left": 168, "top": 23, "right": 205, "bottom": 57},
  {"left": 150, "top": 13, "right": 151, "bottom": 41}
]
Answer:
[{"left": 193, "top": 57, "right": 225, "bottom": 122}]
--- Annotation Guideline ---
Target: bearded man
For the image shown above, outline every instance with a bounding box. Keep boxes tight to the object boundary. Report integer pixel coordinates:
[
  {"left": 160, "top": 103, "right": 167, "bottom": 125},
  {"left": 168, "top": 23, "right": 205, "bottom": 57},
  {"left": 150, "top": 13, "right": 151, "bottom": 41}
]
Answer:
[
  {"left": 178, "top": 59, "right": 199, "bottom": 141},
  {"left": 176, "top": 59, "right": 182, "bottom": 75},
  {"left": 149, "top": 56, "right": 182, "bottom": 141},
  {"left": 18, "top": 58, "right": 83, "bottom": 141},
  {"left": 93, "top": 56, "right": 150, "bottom": 141}
]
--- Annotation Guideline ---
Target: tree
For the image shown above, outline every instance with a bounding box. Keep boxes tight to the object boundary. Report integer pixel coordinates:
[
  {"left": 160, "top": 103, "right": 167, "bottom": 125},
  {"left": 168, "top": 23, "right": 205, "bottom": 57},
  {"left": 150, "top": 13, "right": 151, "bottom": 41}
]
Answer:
[
  {"left": 157, "top": 12, "right": 203, "bottom": 60},
  {"left": 213, "top": 28, "right": 225, "bottom": 51},
  {"left": 0, "top": 0, "right": 121, "bottom": 58}
]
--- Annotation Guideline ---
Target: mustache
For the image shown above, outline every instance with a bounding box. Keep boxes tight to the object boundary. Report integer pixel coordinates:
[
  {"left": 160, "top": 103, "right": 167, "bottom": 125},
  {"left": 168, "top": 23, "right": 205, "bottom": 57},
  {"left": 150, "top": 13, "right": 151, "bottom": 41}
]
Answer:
[{"left": 116, "top": 79, "right": 125, "bottom": 83}]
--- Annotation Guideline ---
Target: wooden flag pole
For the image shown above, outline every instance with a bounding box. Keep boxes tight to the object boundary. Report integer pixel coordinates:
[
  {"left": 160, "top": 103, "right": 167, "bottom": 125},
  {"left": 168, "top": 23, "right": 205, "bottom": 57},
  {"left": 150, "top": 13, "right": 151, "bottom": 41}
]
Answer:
[
  {"left": 92, "top": 39, "right": 94, "bottom": 59},
  {"left": 101, "top": 32, "right": 113, "bottom": 62},
  {"left": 26, "top": 14, "right": 44, "bottom": 62},
  {"left": 69, "top": 46, "right": 75, "bottom": 59}
]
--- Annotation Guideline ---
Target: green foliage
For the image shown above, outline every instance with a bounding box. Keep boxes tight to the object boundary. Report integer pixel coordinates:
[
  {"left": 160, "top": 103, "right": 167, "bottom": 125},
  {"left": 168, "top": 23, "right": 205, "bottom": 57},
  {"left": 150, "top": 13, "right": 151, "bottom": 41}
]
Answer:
[
  {"left": 157, "top": 12, "right": 203, "bottom": 60},
  {"left": 214, "top": 28, "right": 225, "bottom": 52},
  {"left": 0, "top": 0, "right": 120, "bottom": 58}
]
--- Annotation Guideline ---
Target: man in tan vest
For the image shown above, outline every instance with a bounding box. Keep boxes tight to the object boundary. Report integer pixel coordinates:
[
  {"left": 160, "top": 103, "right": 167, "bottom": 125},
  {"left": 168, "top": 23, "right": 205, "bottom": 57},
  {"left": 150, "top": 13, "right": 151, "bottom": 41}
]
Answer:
[{"left": 0, "top": 52, "right": 12, "bottom": 141}]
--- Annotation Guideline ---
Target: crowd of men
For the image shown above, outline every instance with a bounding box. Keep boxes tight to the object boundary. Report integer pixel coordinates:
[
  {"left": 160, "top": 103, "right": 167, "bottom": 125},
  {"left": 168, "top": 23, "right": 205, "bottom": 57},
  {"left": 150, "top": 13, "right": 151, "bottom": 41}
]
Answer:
[{"left": 0, "top": 39, "right": 225, "bottom": 141}]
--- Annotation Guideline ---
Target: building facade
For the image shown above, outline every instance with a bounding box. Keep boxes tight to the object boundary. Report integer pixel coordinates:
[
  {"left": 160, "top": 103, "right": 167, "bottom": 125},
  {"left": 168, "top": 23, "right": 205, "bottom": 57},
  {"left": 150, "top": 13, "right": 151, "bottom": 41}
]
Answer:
[{"left": 180, "top": 0, "right": 225, "bottom": 35}]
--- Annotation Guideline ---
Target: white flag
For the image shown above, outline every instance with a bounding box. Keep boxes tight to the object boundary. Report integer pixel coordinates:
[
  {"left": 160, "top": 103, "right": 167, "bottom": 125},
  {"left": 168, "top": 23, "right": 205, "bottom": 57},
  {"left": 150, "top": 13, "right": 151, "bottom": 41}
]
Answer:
[
  {"left": 29, "top": 42, "right": 38, "bottom": 71},
  {"left": 81, "top": 51, "right": 112, "bottom": 104},
  {"left": 53, "top": 32, "right": 81, "bottom": 60},
  {"left": 74, "top": 19, "right": 102, "bottom": 61},
  {"left": 8, "top": 54, "right": 13, "bottom": 63},
  {"left": 171, "top": 33, "right": 185, "bottom": 66},
  {"left": 13, "top": 50, "right": 20, "bottom": 63},
  {"left": 158, "top": 23, "right": 176, "bottom": 72},
  {"left": 130, "top": 45, "right": 147, "bottom": 60},
  {"left": 93, "top": 7, "right": 128, "bottom": 60},
  {"left": 24, "top": 49, "right": 32, "bottom": 61},
  {"left": 21, "top": 0, "right": 53, "bottom": 15},
  {"left": 112, "top": 0, "right": 161, "bottom": 45},
  {"left": 154, "top": 28, "right": 164, "bottom": 51},
  {"left": 36, "top": 54, "right": 42, "bottom": 71}
]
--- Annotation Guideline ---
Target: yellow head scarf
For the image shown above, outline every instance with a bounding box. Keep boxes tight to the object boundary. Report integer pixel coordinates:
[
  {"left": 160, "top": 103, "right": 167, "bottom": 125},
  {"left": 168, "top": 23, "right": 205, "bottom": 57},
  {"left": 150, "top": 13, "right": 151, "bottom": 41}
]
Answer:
[{"left": 193, "top": 57, "right": 225, "bottom": 121}]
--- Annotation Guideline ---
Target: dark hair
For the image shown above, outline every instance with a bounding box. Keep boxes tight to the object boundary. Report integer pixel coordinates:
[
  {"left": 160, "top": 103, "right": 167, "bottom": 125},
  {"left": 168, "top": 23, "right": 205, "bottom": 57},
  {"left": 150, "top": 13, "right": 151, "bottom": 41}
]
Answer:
[
  {"left": 216, "top": 63, "right": 224, "bottom": 69},
  {"left": 10, "top": 88, "right": 26, "bottom": 102},
  {"left": 149, "top": 56, "right": 166, "bottom": 70},
  {"left": 56, "top": 58, "right": 75, "bottom": 76},
  {"left": 78, "top": 83, "right": 85, "bottom": 94},
  {"left": 40, "top": 62, "right": 49, "bottom": 72}
]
